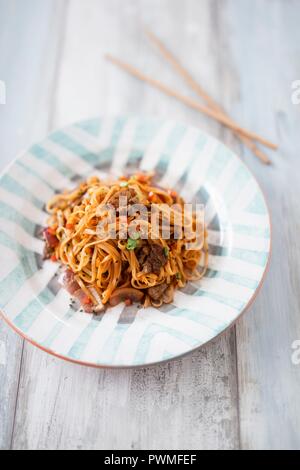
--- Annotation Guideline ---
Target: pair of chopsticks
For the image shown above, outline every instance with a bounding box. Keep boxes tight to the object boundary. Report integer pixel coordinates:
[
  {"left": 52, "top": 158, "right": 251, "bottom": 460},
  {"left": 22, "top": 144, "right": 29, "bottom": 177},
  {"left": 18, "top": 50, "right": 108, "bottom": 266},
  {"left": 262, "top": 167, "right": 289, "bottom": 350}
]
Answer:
[{"left": 106, "top": 29, "right": 277, "bottom": 164}]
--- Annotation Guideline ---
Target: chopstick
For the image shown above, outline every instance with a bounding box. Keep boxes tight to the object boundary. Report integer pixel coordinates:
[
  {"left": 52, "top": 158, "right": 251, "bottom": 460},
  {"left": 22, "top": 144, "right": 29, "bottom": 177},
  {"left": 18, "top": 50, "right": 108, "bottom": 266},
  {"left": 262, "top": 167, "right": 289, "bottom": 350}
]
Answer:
[
  {"left": 106, "top": 54, "right": 277, "bottom": 153},
  {"left": 144, "top": 29, "right": 272, "bottom": 165}
]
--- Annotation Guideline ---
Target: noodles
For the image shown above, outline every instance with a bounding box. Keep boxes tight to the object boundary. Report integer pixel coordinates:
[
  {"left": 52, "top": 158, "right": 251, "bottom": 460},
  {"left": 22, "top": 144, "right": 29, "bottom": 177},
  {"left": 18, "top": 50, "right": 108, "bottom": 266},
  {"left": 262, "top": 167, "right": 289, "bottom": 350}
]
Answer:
[{"left": 43, "top": 173, "right": 208, "bottom": 313}]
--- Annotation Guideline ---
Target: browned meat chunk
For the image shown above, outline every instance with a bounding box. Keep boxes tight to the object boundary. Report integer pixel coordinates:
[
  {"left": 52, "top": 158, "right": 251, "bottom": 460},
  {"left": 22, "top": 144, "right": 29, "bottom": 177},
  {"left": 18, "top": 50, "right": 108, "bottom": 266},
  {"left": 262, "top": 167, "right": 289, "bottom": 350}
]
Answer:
[
  {"left": 43, "top": 243, "right": 54, "bottom": 260},
  {"left": 63, "top": 270, "right": 81, "bottom": 295},
  {"left": 43, "top": 228, "right": 59, "bottom": 248},
  {"left": 109, "top": 188, "right": 139, "bottom": 210},
  {"left": 143, "top": 244, "right": 167, "bottom": 275},
  {"left": 137, "top": 244, "right": 150, "bottom": 265},
  {"left": 109, "top": 287, "right": 145, "bottom": 307},
  {"left": 148, "top": 283, "right": 168, "bottom": 301},
  {"left": 63, "top": 270, "right": 106, "bottom": 314},
  {"left": 162, "top": 284, "right": 174, "bottom": 304},
  {"left": 43, "top": 228, "right": 59, "bottom": 259}
]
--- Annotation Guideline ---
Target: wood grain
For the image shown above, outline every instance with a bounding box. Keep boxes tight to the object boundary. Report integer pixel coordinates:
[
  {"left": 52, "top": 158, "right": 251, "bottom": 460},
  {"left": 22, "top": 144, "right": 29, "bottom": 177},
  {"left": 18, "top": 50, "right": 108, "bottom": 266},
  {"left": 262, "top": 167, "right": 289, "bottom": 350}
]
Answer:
[
  {"left": 0, "top": 0, "right": 69, "bottom": 449},
  {"left": 12, "top": 332, "right": 239, "bottom": 450},
  {"left": 0, "top": 322, "right": 23, "bottom": 450},
  {"left": 223, "top": 0, "right": 300, "bottom": 450}
]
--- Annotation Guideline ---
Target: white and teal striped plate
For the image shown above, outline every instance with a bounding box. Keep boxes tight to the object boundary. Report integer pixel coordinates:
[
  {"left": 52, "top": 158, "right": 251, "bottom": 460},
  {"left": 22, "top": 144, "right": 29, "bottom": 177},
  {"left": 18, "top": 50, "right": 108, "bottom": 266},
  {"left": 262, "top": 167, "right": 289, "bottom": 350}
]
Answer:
[{"left": 0, "top": 116, "right": 271, "bottom": 368}]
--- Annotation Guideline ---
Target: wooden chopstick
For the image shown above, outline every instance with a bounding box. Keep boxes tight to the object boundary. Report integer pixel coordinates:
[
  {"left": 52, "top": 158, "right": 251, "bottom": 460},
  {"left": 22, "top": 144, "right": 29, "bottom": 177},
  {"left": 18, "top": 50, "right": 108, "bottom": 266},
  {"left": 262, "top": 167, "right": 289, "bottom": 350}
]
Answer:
[
  {"left": 144, "top": 29, "right": 272, "bottom": 165},
  {"left": 106, "top": 54, "right": 277, "bottom": 152}
]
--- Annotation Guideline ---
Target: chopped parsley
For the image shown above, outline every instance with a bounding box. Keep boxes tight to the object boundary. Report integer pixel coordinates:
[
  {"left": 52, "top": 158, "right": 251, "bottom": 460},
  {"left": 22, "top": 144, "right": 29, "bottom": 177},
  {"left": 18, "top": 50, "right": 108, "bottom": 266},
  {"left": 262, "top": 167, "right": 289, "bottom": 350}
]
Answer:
[
  {"left": 126, "top": 238, "right": 138, "bottom": 250},
  {"left": 120, "top": 181, "right": 129, "bottom": 188},
  {"left": 163, "top": 247, "right": 169, "bottom": 258},
  {"left": 176, "top": 272, "right": 181, "bottom": 280}
]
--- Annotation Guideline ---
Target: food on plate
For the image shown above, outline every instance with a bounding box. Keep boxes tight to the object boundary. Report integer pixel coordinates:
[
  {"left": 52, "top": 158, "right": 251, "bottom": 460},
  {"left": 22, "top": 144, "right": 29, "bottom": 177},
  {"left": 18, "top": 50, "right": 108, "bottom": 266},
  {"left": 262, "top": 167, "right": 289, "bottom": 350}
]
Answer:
[{"left": 43, "top": 173, "right": 208, "bottom": 314}]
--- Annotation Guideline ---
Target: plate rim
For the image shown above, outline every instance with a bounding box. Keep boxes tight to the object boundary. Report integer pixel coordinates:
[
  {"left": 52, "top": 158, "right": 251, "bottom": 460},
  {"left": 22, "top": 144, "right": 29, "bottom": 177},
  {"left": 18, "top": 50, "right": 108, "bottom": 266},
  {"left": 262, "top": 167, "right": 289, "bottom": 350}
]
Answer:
[{"left": 0, "top": 115, "right": 272, "bottom": 368}]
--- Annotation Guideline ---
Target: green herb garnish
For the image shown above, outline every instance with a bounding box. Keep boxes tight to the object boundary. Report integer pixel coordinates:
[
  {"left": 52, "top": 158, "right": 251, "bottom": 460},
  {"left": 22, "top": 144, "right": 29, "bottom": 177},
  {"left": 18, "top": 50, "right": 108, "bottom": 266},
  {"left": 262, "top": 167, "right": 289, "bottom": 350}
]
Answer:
[
  {"left": 120, "top": 181, "right": 129, "bottom": 188},
  {"left": 163, "top": 247, "right": 169, "bottom": 258},
  {"left": 126, "top": 238, "right": 138, "bottom": 250},
  {"left": 176, "top": 272, "right": 181, "bottom": 280}
]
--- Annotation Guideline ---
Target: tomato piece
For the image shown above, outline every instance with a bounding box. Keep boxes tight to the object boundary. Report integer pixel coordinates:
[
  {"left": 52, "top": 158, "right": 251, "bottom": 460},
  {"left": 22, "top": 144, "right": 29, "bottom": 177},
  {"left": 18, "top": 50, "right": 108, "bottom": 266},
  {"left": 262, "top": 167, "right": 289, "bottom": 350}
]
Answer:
[
  {"left": 136, "top": 173, "right": 148, "bottom": 183},
  {"left": 44, "top": 228, "right": 59, "bottom": 247},
  {"left": 47, "top": 227, "right": 56, "bottom": 235},
  {"left": 148, "top": 191, "right": 156, "bottom": 202},
  {"left": 82, "top": 295, "right": 92, "bottom": 305},
  {"left": 168, "top": 189, "right": 177, "bottom": 200}
]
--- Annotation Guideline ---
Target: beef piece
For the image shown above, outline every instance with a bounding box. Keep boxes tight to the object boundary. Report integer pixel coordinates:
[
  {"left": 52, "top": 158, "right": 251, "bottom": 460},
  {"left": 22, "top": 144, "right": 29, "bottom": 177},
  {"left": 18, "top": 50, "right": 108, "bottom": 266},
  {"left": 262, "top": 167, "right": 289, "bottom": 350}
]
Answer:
[
  {"left": 74, "top": 288, "right": 93, "bottom": 313},
  {"left": 109, "top": 188, "right": 139, "bottom": 210},
  {"left": 148, "top": 283, "right": 168, "bottom": 301},
  {"left": 43, "top": 228, "right": 59, "bottom": 248},
  {"left": 63, "top": 269, "right": 106, "bottom": 314},
  {"left": 162, "top": 284, "right": 174, "bottom": 304},
  {"left": 82, "top": 304, "right": 94, "bottom": 314},
  {"left": 43, "top": 243, "right": 54, "bottom": 260},
  {"left": 121, "top": 260, "right": 130, "bottom": 271},
  {"left": 63, "top": 270, "right": 81, "bottom": 295},
  {"left": 109, "top": 287, "right": 145, "bottom": 307},
  {"left": 43, "top": 228, "right": 59, "bottom": 260},
  {"left": 143, "top": 244, "right": 167, "bottom": 275},
  {"left": 137, "top": 244, "right": 150, "bottom": 265}
]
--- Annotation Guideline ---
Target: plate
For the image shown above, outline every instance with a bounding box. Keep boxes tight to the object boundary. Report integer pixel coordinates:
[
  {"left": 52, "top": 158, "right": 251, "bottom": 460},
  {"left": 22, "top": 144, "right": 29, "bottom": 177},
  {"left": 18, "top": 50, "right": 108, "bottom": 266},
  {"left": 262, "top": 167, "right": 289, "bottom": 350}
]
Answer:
[{"left": 0, "top": 116, "right": 271, "bottom": 367}]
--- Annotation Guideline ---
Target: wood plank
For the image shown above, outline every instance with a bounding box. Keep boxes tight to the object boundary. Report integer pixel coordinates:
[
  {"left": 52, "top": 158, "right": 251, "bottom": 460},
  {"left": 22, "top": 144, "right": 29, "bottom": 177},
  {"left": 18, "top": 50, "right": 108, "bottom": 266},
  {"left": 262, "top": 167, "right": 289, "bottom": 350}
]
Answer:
[
  {"left": 11, "top": 0, "right": 240, "bottom": 450},
  {"left": 0, "top": 322, "right": 23, "bottom": 450},
  {"left": 223, "top": 0, "right": 300, "bottom": 450},
  {"left": 12, "top": 332, "right": 238, "bottom": 450},
  {"left": 0, "top": 0, "right": 69, "bottom": 449}
]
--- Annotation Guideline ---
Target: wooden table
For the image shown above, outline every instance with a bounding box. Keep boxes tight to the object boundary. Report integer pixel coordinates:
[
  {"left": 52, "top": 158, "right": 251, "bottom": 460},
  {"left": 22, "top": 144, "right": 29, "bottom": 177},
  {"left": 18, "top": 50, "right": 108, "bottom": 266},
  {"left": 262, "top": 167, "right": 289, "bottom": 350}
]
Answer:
[{"left": 0, "top": 0, "right": 299, "bottom": 450}]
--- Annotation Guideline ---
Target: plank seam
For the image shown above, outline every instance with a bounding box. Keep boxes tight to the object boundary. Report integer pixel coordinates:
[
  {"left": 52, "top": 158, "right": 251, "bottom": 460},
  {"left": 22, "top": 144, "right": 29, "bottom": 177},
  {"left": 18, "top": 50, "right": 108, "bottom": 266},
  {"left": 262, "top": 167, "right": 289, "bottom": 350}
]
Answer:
[
  {"left": 233, "top": 325, "right": 242, "bottom": 450},
  {"left": 213, "top": 0, "right": 242, "bottom": 450},
  {"left": 9, "top": 340, "right": 25, "bottom": 450}
]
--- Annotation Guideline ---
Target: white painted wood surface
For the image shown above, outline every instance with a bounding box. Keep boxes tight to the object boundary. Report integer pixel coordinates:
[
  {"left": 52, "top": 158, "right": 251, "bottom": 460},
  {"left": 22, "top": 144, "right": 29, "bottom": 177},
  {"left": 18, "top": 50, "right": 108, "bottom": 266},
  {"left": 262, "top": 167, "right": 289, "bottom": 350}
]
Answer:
[{"left": 0, "top": 0, "right": 299, "bottom": 450}]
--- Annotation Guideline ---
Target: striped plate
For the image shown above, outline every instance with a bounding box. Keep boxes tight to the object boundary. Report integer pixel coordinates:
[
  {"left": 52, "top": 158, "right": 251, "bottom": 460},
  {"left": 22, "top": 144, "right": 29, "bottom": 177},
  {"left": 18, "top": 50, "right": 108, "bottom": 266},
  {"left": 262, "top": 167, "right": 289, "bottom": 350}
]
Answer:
[{"left": 0, "top": 116, "right": 271, "bottom": 368}]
